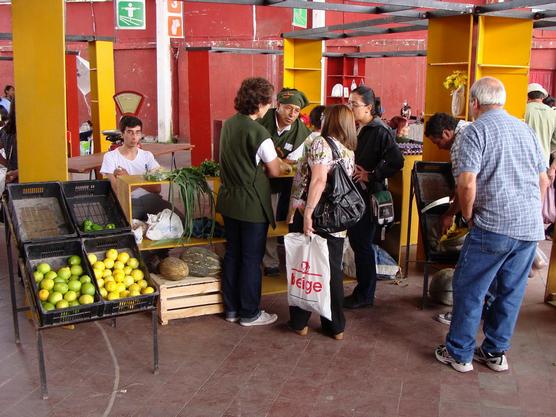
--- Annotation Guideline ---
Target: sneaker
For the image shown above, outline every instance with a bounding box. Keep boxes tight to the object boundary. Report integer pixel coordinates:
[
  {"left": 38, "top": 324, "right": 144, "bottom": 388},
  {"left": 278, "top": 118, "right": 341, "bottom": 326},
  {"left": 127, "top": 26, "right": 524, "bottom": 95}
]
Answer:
[
  {"left": 435, "top": 345, "right": 473, "bottom": 373},
  {"left": 224, "top": 312, "right": 239, "bottom": 323},
  {"left": 473, "top": 347, "right": 508, "bottom": 372},
  {"left": 240, "top": 310, "right": 278, "bottom": 327},
  {"left": 435, "top": 312, "right": 452, "bottom": 325}
]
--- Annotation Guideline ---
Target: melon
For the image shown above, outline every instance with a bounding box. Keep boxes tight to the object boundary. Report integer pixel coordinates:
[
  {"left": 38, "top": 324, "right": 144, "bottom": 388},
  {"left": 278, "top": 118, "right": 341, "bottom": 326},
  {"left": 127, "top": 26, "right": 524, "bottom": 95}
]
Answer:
[
  {"left": 159, "top": 257, "right": 189, "bottom": 281},
  {"left": 179, "top": 247, "right": 221, "bottom": 277},
  {"left": 429, "top": 268, "right": 454, "bottom": 306}
]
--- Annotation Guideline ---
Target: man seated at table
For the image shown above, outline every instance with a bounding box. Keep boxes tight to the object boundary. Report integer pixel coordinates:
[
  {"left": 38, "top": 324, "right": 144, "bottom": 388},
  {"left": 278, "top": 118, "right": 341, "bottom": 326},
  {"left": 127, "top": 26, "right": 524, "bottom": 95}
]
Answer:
[{"left": 100, "top": 115, "right": 171, "bottom": 221}]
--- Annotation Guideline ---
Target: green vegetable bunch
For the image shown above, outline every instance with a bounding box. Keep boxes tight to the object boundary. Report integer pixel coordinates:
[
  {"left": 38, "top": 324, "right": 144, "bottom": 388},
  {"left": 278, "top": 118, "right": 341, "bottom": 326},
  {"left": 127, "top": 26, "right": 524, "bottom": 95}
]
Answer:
[
  {"left": 443, "top": 71, "right": 467, "bottom": 91},
  {"left": 167, "top": 167, "right": 216, "bottom": 240},
  {"left": 83, "top": 219, "right": 116, "bottom": 232},
  {"left": 199, "top": 160, "right": 220, "bottom": 177}
]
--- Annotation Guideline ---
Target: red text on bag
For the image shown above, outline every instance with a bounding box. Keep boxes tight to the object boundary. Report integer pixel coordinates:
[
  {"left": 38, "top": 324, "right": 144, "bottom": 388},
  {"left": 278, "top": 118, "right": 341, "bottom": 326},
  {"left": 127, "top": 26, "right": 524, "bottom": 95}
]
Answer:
[{"left": 291, "top": 261, "right": 323, "bottom": 294}]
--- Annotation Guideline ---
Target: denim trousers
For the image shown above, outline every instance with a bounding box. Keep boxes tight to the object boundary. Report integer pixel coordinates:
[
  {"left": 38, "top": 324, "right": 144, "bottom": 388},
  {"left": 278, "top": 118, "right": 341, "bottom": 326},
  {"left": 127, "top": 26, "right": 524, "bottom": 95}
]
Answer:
[
  {"left": 222, "top": 216, "right": 269, "bottom": 320},
  {"left": 446, "top": 226, "right": 537, "bottom": 363},
  {"left": 347, "top": 206, "right": 378, "bottom": 303}
]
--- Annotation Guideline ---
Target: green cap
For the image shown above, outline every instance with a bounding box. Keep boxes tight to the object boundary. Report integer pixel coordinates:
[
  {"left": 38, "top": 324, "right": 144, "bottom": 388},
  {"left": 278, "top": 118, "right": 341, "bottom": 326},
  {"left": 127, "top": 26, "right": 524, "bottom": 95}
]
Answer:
[{"left": 277, "top": 88, "right": 309, "bottom": 109}]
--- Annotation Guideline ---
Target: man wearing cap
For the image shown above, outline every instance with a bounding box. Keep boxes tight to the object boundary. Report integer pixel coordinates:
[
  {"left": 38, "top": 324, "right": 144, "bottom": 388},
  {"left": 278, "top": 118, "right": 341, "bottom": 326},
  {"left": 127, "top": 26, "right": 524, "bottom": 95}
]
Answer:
[
  {"left": 258, "top": 88, "right": 311, "bottom": 276},
  {"left": 525, "top": 83, "right": 556, "bottom": 173}
]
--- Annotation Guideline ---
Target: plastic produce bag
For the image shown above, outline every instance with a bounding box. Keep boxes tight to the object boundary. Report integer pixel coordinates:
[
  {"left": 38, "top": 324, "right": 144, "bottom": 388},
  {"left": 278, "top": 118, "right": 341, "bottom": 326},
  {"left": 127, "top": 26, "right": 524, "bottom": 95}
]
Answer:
[
  {"left": 542, "top": 182, "right": 556, "bottom": 224},
  {"left": 285, "top": 233, "right": 332, "bottom": 320},
  {"left": 145, "top": 209, "right": 184, "bottom": 241}
]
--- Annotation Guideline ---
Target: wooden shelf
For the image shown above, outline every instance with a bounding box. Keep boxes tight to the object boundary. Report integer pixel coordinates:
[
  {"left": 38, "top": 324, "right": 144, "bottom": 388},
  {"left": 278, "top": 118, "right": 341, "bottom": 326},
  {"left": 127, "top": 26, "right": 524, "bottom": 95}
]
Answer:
[
  {"left": 284, "top": 66, "right": 321, "bottom": 71},
  {"left": 424, "top": 113, "right": 466, "bottom": 120},
  {"left": 139, "top": 221, "right": 290, "bottom": 251},
  {"left": 428, "top": 62, "right": 469, "bottom": 66},
  {"left": 477, "top": 64, "right": 529, "bottom": 69}
]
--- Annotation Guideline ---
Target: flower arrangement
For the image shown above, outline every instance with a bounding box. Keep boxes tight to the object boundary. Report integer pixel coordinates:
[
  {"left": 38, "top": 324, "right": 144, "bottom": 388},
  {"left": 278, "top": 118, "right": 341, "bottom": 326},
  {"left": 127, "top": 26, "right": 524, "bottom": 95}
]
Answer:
[{"left": 443, "top": 71, "right": 468, "bottom": 91}]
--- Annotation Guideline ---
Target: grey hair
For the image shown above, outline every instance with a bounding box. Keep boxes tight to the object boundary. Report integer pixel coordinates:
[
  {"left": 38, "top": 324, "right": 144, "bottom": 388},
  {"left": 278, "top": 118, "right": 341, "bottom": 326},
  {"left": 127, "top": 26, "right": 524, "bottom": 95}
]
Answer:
[{"left": 469, "top": 77, "right": 506, "bottom": 106}]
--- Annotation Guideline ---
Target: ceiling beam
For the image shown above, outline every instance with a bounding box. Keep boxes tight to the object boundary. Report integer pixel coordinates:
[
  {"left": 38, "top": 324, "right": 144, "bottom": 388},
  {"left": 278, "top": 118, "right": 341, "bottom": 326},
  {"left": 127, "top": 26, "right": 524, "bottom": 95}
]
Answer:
[
  {"left": 348, "top": 0, "right": 472, "bottom": 12},
  {"left": 476, "top": 0, "right": 556, "bottom": 13}
]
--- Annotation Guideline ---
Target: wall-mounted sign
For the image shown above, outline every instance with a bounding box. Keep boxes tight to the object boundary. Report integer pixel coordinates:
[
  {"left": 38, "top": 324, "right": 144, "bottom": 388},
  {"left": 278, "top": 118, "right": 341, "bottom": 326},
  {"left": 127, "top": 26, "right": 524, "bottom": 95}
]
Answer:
[
  {"left": 168, "top": 0, "right": 184, "bottom": 38},
  {"left": 116, "top": 0, "right": 146, "bottom": 30}
]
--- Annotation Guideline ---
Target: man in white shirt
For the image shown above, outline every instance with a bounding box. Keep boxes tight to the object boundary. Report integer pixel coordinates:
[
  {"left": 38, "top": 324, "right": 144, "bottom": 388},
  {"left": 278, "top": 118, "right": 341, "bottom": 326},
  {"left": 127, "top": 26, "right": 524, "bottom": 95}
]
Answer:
[{"left": 100, "top": 116, "right": 172, "bottom": 221}]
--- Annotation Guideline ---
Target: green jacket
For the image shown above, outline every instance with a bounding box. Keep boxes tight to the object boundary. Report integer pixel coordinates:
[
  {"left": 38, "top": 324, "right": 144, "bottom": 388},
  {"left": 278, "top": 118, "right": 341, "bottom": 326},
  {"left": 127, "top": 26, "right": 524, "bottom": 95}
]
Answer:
[
  {"left": 258, "top": 108, "right": 311, "bottom": 159},
  {"left": 216, "top": 113, "right": 275, "bottom": 227}
]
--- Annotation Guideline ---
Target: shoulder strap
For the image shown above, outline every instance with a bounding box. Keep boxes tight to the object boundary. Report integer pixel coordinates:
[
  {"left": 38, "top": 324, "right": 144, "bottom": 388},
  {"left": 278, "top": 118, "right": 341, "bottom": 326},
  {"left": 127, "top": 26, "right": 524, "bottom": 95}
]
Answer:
[{"left": 323, "top": 136, "right": 341, "bottom": 160}]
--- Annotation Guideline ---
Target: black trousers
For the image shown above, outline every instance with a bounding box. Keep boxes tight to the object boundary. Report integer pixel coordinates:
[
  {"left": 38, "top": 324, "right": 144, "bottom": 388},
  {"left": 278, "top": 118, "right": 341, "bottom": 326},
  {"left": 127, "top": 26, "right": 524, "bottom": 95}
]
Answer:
[
  {"left": 288, "top": 211, "right": 346, "bottom": 335},
  {"left": 347, "top": 205, "right": 377, "bottom": 303}
]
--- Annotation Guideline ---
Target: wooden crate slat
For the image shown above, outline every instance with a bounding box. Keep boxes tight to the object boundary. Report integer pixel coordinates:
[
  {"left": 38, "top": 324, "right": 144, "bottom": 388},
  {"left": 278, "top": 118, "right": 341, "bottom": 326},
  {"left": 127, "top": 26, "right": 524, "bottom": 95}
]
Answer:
[
  {"left": 161, "top": 303, "right": 224, "bottom": 324},
  {"left": 164, "top": 293, "right": 222, "bottom": 310},
  {"left": 164, "top": 282, "right": 221, "bottom": 298}
]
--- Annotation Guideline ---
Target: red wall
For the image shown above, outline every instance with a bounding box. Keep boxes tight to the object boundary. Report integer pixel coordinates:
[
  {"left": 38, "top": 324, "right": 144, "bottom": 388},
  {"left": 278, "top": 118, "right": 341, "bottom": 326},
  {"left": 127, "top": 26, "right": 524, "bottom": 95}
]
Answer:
[{"left": 0, "top": 2, "right": 554, "bottom": 143}]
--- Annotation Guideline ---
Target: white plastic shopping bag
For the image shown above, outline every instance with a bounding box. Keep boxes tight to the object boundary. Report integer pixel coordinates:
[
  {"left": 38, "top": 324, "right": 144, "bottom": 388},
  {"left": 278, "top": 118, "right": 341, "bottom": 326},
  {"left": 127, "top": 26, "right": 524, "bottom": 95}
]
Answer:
[
  {"left": 284, "top": 233, "right": 331, "bottom": 320},
  {"left": 145, "top": 209, "right": 184, "bottom": 240}
]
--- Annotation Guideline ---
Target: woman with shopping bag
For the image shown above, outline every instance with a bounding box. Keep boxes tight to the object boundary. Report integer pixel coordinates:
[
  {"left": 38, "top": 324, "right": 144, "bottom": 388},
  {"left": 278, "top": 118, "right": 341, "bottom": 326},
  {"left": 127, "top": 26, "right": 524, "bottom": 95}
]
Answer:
[{"left": 286, "top": 104, "right": 357, "bottom": 340}]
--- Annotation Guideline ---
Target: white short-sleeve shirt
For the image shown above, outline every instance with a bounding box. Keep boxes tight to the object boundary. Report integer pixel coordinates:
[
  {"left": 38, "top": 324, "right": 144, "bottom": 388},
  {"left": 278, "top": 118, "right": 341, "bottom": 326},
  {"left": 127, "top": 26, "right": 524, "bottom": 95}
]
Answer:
[{"left": 100, "top": 148, "right": 160, "bottom": 198}]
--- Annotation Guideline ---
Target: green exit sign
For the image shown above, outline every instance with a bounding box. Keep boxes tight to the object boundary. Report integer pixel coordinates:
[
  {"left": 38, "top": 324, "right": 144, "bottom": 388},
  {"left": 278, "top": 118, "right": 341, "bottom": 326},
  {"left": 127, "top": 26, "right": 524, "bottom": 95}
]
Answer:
[{"left": 116, "top": 0, "right": 146, "bottom": 30}]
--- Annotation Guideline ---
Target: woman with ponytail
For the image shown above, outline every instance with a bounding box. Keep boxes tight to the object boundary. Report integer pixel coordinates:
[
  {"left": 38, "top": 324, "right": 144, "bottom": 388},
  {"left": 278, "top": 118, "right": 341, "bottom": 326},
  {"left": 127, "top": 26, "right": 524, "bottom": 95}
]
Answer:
[{"left": 344, "top": 86, "right": 404, "bottom": 309}]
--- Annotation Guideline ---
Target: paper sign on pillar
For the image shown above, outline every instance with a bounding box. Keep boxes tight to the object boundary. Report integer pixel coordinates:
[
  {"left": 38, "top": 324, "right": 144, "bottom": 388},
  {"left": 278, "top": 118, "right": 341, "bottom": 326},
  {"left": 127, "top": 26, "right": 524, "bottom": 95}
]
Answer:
[{"left": 167, "top": 0, "right": 184, "bottom": 38}]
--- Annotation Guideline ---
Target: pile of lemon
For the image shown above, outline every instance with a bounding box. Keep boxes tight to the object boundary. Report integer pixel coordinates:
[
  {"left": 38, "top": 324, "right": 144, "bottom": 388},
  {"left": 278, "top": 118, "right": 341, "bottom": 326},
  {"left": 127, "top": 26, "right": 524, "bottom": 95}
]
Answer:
[{"left": 89, "top": 249, "right": 155, "bottom": 301}]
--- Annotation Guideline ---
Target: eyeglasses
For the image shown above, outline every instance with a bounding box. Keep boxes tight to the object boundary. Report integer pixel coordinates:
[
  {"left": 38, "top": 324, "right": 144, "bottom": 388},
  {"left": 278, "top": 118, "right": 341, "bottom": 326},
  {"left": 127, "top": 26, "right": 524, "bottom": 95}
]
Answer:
[{"left": 348, "top": 101, "right": 367, "bottom": 108}]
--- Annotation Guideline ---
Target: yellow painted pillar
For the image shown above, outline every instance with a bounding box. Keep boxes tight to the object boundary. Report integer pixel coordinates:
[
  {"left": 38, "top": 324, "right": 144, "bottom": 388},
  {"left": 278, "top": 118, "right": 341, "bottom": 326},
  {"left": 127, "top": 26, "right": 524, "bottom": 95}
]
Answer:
[
  {"left": 12, "top": 0, "right": 68, "bottom": 182},
  {"left": 89, "top": 40, "right": 116, "bottom": 153}
]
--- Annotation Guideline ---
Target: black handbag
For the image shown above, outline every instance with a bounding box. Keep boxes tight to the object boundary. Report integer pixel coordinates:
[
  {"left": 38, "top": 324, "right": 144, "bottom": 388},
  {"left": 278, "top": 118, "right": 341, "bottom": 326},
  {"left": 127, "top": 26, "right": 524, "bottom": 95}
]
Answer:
[{"left": 312, "top": 136, "right": 366, "bottom": 233}]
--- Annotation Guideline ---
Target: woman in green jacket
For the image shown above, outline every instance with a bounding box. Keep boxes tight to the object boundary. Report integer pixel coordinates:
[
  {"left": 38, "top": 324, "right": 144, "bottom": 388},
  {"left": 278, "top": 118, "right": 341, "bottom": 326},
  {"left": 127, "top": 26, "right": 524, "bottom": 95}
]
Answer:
[{"left": 217, "top": 78, "right": 281, "bottom": 326}]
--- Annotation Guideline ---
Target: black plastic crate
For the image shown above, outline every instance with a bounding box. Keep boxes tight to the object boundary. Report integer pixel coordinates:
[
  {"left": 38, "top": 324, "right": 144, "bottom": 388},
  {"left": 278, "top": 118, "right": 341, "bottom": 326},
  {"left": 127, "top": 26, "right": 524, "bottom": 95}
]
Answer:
[
  {"left": 7, "top": 182, "right": 77, "bottom": 246},
  {"left": 412, "top": 161, "right": 455, "bottom": 210},
  {"left": 62, "top": 180, "right": 130, "bottom": 237},
  {"left": 82, "top": 233, "right": 158, "bottom": 316},
  {"left": 24, "top": 239, "right": 103, "bottom": 326}
]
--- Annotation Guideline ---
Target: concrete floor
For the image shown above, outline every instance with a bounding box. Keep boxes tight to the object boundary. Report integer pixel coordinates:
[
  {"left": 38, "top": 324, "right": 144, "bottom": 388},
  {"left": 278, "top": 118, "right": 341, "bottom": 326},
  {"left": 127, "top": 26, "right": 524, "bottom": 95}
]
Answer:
[{"left": 1, "top": 219, "right": 555, "bottom": 417}]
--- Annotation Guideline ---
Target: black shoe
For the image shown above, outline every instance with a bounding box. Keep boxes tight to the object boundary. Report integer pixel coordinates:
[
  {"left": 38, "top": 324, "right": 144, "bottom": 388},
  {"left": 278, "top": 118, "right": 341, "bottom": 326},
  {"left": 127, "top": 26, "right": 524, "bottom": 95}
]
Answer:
[
  {"left": 264, "top": 267, "right": 281, "bottom": 277},
  {"left": 343, "top": 294, "right": 373, "bottom": 309}
]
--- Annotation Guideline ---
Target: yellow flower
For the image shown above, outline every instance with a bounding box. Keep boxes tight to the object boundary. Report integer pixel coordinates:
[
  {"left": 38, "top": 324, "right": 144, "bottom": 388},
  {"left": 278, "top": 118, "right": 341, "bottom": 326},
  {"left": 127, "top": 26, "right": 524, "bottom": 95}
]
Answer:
[{"left": 443, "top": 71, "right": 467, "bottom": 91}]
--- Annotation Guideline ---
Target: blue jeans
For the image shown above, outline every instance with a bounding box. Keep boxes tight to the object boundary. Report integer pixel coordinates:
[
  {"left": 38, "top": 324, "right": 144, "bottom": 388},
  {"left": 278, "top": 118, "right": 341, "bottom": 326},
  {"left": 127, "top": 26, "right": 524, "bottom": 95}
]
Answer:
[
  {"left": 446, "top": 226, "right": 536, "bottom": 363},
  {"left": 222, "top": 216, "right": 269, "bottom": 320}
]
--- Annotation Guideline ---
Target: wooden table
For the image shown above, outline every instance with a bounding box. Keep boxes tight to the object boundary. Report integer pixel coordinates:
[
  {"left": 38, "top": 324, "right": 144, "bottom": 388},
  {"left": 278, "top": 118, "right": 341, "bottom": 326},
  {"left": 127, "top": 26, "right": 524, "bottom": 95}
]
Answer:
[{"left": 68, "top": 143, "right": 194, "bottom": 174}]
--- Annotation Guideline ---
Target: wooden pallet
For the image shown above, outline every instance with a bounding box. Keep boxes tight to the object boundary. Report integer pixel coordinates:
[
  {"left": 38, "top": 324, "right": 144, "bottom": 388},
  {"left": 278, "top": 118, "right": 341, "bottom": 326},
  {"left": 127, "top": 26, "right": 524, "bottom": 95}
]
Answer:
[{"left": 150, "top": 273, "right": 224, "bottom": 325}]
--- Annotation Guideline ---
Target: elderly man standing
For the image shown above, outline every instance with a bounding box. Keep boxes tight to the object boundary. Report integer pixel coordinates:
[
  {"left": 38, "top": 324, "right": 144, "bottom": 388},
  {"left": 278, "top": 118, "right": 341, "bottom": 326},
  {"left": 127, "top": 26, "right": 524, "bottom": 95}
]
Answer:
[
  {"left": 435, "top": 77, "right": 549, "bottom": 373},
  {"left": 258, "top": 88, "right": 311, "bottom": 276}
]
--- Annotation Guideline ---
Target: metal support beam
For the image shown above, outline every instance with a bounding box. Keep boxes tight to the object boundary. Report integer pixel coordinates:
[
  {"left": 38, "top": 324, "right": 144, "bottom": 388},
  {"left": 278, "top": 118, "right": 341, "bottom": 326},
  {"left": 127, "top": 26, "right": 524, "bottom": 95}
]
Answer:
[
  {"left": 348, "top": 0, "right": 472, "bottom": 12},
  {"left": 476, "top": 0, "right": 556, "bottom": 13}
]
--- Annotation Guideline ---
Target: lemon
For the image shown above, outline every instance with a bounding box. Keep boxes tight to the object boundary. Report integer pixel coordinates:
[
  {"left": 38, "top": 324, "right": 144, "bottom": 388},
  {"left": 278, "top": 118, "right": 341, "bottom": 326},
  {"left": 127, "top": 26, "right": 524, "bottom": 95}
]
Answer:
[
  {"left": 96, "top": 278, "right": 105, "bottom": 288},
  {"left": 105, "top": 249, "right": 118, "bottom": 261},
  {"left": 44, "top": 271, "right": 58, "bottom": 281},
  {"left": 128, "top": 283, "right": 141, "bottom": 293},
  {"left": 103, "top": 258, "right": 115, "bottom": 269},
  {"left": 93, "top": 269, "right": 103, "bottom": 280},
  {"left": 100, "top": 287, "right": 108, "bottom": 298},
  {"left": 79, "top": 294, "right": 94, "bottom": 304},
  {"left": 117, "top": 252, "right": 130, "bottom": 264},
  {"left": 127, "top": 258, "right": 139, "bottom": 269},
  {"left": 123, "top": 266, "right": 133, "bottom": 275},
  {"left": 48, "top": 291, "right": 63, "bottom": 305},
  {"left": 115, "top": 283, "right": 126, "bottom": 293},
  {"left": 93, "top": 261, "right": 105, "bottom": 271},
  {"left": 107, "top": 291, "right": 120, "bottom": 301},
  {"left": 129, "top": 289, "right": 141, "bottom": 297},
  {"left": 88, "top": 254, "right": 98, "bottom": 265},
  {"left": 119, "top": 290, "right": 130, "bottom": 298},
  {"left": 131, "top": 269, "right": 144, "bottom": 282},
  {"left": 102, "top": 269, "right": 112, "bottom": 278},
  {"left": 38, "top": 289, "right": 49, "bottom": 301},
  {"left": 113, "top": 270, "right": 125, "bottom": 281},
  {"left": 141, "top": 286, "right": 155, "bottom": 295},
  {"left": 40, "top": 278, "right": 55, "bottom": 291},
  {"left": 123, "top": 276, "right": 134, "bottom": 288},
  {"left": 36, "top": 263, "right": 51, "bottom": 275},
  {"left": 56, "top": 300, "right": 69, "bottom": 309},
  {"left": 137, "top": 279, "right": 148, "bottom": 289},
  {"left": 64, "top": 290, "right": 77, "bottom": 302},
  {"left": 113, "top": 261, "right": 125, "bottom": 270},
  {"left": 105, "top": 281, "right": 117, "bottom": 293},
  {"left": 104, "top": 276, "right": 115, "bottom": 283}
]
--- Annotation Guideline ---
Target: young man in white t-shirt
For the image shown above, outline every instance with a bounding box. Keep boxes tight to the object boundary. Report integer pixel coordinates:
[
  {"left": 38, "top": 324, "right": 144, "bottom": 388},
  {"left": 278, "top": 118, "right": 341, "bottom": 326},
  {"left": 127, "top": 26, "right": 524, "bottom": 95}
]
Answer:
[{"left": 100, "top": 116, "right": 171, "bottom": 221}]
